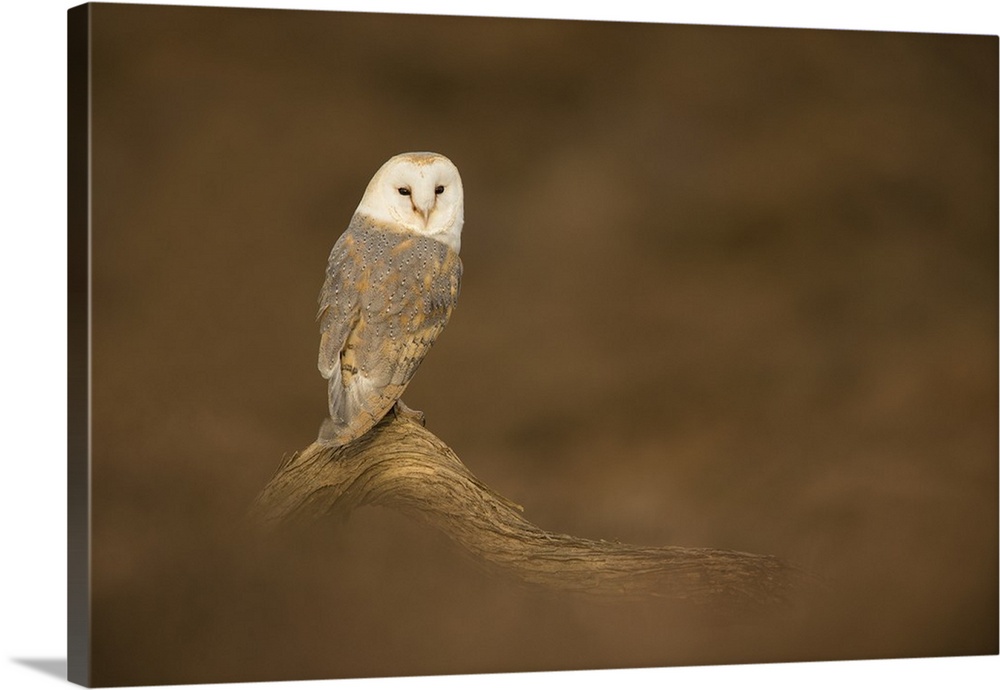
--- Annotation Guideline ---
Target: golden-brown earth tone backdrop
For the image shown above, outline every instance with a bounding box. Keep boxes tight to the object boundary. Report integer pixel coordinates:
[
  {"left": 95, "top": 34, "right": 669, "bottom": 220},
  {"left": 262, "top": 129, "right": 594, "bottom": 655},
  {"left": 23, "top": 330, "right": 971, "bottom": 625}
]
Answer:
[{"left": 84, "top": 3, "right": 998, "bottom": 686}]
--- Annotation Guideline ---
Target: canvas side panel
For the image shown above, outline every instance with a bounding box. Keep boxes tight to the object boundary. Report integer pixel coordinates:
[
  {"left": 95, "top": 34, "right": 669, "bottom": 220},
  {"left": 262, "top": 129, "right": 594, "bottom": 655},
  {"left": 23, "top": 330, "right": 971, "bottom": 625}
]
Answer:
[{"left": 67, "top": 3, "right": 92, "bottom": 687}]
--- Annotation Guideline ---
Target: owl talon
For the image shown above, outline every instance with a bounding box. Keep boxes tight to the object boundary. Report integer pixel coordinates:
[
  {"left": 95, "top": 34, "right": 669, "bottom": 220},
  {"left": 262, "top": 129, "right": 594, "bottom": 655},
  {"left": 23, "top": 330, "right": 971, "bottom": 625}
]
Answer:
[{"left": 393, "top": 400, "right": 426, "bottom": 427}]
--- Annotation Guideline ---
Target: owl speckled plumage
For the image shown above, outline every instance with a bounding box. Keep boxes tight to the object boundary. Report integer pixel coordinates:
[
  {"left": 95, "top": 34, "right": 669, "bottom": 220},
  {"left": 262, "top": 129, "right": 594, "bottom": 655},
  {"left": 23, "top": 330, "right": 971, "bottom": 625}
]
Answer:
[{"left": 316, "top": 152, "right": 464, "bottom": 446}]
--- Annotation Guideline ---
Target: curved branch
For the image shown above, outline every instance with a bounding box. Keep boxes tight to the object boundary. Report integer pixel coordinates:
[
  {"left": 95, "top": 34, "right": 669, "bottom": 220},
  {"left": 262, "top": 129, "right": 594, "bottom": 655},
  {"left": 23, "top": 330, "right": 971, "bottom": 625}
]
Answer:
[{"left": 251, "top": 412, "right": 809, "bottom": 608}]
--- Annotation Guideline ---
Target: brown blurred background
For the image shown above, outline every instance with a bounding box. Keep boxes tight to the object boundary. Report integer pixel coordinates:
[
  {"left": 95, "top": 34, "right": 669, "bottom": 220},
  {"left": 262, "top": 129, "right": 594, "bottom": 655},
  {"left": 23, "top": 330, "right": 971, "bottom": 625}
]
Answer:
[{"left": 86, "top": 4, "right": 997, "bottom": 686}]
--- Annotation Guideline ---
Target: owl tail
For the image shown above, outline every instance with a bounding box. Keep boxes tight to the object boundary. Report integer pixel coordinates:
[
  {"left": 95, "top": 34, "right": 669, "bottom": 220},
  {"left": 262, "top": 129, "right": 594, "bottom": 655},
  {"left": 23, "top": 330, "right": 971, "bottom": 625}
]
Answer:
[{"left": 317, "top": 416, "right": 349, "bottom": 446}]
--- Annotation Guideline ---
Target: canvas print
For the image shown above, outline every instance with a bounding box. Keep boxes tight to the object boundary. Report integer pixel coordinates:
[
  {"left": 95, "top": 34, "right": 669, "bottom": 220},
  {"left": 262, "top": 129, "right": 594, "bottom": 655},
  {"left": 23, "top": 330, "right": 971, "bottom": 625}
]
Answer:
[{"left": 68, "top": 3, "right": 998, "bottom": 687}]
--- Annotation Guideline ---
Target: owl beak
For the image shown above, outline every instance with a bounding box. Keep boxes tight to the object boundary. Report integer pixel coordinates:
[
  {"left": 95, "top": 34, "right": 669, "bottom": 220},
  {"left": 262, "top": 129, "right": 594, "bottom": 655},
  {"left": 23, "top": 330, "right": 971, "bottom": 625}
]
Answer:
[{"left": 412, "top": 200, "right": 433, "bottom": 226}]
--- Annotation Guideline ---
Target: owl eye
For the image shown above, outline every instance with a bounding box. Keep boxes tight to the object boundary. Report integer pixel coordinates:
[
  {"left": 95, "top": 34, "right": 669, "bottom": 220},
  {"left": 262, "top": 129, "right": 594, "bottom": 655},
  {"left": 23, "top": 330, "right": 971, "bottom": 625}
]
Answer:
[
  {"left": 397, "top": 187, "right": 411, "bottom": 196},
  {"left": 434, "top": 185, "right": 445, "bottom": 195}
]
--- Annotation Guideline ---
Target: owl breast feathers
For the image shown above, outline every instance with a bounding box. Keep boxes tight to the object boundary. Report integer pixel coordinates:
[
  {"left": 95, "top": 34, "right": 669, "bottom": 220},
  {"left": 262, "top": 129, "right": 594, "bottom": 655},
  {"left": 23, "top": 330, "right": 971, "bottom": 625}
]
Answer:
[{"left": 316, "top": 217, "right": 462, "bottom": 446}]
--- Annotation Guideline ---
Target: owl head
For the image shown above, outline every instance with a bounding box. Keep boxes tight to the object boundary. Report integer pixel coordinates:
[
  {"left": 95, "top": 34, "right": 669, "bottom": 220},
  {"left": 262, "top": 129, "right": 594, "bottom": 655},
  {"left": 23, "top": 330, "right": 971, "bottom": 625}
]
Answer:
[{"left": 355, "top": 152, "right": 464, "bottom": 252}]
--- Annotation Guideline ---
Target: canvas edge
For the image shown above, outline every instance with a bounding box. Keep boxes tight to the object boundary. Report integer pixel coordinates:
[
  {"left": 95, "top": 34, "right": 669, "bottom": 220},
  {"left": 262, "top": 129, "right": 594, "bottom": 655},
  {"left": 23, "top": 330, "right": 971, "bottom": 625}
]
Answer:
[{"left": 67, "top": 3, "right": 92, "bottom": 687}]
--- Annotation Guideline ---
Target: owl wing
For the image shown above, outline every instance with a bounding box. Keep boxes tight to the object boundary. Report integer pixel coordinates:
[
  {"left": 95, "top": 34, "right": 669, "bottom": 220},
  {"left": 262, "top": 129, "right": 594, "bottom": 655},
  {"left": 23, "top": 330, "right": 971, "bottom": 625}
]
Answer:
[
  {"left": 318, "top": 229, "right": 462, "bottom": 446},
  {"left": 316, "top": 228, "right": 369, "bottom": 441},
  {"left": 368, "top": 243, "right": 462, "bottom": 396},
  {"left": 317, "top": 229, "right": 360, "bottom": 381}
]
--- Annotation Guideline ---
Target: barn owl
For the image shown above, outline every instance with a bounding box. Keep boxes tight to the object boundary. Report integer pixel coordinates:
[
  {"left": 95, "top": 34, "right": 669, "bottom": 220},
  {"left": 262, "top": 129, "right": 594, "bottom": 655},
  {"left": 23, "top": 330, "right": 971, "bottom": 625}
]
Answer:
[{"left": 316, "top": 152, "right": 464, "bottom": 446}]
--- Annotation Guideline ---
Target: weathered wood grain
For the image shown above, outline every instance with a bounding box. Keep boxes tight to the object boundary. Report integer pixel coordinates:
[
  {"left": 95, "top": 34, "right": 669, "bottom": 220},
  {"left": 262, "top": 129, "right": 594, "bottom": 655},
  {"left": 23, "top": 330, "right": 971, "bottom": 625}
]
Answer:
[{"left": 251, "top": 411, "right": 810, "bottom": 608}]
